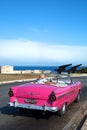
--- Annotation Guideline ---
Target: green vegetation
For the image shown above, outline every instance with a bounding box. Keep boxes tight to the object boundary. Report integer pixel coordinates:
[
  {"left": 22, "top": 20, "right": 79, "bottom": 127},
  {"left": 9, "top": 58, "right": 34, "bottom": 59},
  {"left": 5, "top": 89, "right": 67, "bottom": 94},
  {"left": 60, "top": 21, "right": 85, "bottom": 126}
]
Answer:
[{"left": 81, "top": 67, "right": 87, "bottom": 73}]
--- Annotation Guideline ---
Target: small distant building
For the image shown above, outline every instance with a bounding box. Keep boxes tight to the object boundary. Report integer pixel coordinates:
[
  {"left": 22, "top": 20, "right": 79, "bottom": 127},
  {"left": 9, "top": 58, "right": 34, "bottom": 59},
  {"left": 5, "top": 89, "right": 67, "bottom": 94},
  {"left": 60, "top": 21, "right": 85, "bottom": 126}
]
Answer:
[
  {"left": 13, "top": 70, "right": 22, "bottom": 74},
  {"left": 21, "top": 70, "right": 33, "bottom": 74},
  {"left": 33, "top": 70, "right": 42, "bottom": 74},
  {"left": 43, "top": 70, "right": 51, "bottom": 74},
  {"left": 1, "top": 65, "right": 14, "bottom": 74}
]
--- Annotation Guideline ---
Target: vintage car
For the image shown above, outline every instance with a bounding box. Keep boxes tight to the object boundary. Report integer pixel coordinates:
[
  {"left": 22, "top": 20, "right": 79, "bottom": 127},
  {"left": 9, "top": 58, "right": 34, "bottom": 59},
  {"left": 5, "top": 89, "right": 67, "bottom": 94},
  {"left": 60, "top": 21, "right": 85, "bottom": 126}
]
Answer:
[{"left": 8, "top": 74, "right": 82, "bottom": 116}]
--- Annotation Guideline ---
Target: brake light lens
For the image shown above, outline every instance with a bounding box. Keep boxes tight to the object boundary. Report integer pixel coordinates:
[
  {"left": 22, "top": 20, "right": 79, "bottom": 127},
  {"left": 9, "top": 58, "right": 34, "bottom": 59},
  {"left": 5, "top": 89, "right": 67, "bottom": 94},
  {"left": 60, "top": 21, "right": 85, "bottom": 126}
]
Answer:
[
  {"left": 49, "top": 91, "right": 56, "bottom": 101},
  {"left": 8, "top": 88, "right": 14, "bottom": 97}
]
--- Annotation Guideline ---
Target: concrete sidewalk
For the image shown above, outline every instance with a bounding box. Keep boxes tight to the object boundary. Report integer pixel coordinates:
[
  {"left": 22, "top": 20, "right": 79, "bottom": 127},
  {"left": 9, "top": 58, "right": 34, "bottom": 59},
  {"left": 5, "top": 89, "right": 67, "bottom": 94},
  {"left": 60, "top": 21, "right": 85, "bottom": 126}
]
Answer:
[
  {"left": 0, "top": 78, "right": 36, "bottom": 84},
  {"left": 81, "top": 118, "right": 87, "bottom": 130},
  {"left": 63, "top": 101, "right": 87, "bottom": 130}
]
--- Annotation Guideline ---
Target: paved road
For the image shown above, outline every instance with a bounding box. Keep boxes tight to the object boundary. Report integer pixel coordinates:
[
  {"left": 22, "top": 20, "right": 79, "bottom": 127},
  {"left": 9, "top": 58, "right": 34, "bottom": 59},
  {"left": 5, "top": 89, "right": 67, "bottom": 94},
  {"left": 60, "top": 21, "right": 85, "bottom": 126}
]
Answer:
[{"left": 0, "top": 77, "right": 87, "bottom": 130}]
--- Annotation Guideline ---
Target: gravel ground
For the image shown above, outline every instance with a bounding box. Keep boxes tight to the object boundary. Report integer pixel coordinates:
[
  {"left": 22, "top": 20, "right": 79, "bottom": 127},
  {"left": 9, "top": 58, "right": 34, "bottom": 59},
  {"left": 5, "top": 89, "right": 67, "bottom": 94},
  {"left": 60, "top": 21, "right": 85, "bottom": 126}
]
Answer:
[{"left": 0, "top": 74, "right": 39, "bottom": 81}]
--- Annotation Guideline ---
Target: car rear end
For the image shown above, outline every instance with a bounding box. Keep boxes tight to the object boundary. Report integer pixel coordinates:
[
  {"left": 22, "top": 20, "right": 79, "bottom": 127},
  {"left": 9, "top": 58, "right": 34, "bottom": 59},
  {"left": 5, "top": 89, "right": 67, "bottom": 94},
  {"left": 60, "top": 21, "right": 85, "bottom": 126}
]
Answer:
[{"left": 8, "top": 84, "right": 59, "bottom": 112}]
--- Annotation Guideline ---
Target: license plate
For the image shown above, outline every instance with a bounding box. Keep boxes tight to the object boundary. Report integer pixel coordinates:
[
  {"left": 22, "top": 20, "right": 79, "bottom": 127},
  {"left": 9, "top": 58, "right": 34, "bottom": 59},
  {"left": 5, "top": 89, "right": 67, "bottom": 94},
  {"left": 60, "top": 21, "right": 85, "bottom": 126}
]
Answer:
[{"left": 25, "top": 99, "right": 37, "bottom": 104}]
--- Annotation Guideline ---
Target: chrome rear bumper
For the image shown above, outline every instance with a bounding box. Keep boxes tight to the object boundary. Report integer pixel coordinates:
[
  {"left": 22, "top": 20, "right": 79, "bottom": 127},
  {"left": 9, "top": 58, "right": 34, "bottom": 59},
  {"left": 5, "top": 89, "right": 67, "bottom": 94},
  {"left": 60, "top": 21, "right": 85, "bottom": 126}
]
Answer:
[{"left": 8, "top": 101, "right": 58, "bottom": 112}]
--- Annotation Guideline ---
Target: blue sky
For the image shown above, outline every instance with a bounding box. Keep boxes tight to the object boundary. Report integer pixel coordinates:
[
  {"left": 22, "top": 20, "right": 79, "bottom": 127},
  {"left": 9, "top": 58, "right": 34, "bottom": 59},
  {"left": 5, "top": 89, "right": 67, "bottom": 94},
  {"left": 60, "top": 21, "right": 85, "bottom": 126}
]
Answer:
[{"left": 0, "top": 0, "right": 87, "bottom": 66}]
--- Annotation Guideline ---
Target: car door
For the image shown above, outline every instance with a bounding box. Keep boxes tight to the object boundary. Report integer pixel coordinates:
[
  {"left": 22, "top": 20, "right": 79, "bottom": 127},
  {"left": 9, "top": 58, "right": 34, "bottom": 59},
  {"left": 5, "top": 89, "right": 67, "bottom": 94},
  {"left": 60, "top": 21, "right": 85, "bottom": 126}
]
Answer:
[{"left": 69, "top": 82, "right": 78, "bottom": 102}]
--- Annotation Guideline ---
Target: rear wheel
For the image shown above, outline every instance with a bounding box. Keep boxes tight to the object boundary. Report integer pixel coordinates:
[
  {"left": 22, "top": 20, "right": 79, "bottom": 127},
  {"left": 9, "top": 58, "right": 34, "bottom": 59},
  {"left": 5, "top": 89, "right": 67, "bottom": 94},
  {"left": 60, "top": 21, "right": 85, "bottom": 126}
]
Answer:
[
  {"left": 75, "top": 92, "right": 81, "bottom": 103},
  {"left": 58, "top": 103, "right": 66, "bottom": 116}
]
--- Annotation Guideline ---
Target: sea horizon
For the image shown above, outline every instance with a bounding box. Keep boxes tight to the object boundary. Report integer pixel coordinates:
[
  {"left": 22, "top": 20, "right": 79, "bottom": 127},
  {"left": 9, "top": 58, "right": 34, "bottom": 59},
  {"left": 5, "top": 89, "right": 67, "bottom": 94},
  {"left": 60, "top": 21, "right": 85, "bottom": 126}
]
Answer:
[{"left": 14, "top": 65, "right": 58, "bottom": 72}]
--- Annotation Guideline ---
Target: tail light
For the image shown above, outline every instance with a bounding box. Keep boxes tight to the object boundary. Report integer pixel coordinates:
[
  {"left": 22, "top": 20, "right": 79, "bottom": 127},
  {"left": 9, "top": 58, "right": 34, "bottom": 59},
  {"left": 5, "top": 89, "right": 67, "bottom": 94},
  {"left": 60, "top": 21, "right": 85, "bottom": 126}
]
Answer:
[
  {"left": 8, "top": 88, "right": 14, "bottom": 97},
  {"left": 49, "top": 91, "right": 56, "bottom": 101}
]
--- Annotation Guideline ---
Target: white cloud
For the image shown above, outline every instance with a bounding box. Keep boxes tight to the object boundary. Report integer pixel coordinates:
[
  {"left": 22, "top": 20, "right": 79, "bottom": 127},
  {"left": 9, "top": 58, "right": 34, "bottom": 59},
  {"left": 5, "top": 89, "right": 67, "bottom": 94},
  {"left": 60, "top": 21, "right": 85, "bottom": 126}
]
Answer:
[{"left": 0, "top": 39, "right": 87, "bottom": 65}]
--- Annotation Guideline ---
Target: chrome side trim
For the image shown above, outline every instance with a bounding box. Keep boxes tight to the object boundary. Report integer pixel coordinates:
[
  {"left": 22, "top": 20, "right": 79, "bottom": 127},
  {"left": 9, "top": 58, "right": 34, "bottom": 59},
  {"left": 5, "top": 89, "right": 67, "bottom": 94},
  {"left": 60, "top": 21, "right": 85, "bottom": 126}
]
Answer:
[{"left": 8, "top": 102, "right": 58, "bottom": 112}]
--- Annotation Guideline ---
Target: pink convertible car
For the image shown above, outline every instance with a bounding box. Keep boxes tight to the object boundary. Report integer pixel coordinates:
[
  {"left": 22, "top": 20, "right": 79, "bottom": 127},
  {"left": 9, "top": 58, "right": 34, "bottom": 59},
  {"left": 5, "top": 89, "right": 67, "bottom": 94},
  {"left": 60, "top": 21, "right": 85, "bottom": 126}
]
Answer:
[{"left": 8, "top": 75, "right": 82, "bottom": 116}]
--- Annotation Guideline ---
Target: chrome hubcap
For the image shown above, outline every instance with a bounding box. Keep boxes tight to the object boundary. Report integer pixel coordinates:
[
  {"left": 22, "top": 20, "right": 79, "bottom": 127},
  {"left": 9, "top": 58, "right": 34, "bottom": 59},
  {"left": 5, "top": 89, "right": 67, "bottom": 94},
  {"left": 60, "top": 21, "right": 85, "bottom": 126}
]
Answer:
[
  {"left": 78, "top": 94, "right": 80, "bottom": 100},
  {"left": 62, "top": 104, "right": 66, "bottom": 113}
]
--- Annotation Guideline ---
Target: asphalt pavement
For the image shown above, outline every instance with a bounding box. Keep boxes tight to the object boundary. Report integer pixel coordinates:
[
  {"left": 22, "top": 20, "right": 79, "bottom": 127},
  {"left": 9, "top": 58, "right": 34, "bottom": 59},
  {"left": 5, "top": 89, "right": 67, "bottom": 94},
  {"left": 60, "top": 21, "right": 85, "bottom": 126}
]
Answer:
[{"left": 0, "top": 77, "right": 87, "bottom": 130}]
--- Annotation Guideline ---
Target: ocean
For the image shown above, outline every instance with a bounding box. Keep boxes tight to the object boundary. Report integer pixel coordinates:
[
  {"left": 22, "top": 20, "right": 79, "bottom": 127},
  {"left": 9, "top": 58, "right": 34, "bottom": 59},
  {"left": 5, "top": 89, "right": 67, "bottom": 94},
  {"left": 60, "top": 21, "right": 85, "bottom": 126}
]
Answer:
[{"left": 14, "top": 66, "right": 58, "bottom": 72}]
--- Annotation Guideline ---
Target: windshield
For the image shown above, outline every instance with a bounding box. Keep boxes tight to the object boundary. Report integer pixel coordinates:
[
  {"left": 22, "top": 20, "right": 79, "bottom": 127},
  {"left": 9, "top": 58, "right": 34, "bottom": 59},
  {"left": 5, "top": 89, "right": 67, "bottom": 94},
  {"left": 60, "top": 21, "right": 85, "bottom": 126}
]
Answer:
[{"left": 47, "top": 74, "right": 72, "bottom": 87}]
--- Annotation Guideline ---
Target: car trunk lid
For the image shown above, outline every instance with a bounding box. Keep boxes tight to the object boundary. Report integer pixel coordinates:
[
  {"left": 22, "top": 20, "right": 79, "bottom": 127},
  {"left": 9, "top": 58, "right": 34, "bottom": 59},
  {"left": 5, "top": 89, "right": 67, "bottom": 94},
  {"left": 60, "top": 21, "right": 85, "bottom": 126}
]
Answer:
[{"left": 15, "top": 83, "right": 59, "bottom": 100}]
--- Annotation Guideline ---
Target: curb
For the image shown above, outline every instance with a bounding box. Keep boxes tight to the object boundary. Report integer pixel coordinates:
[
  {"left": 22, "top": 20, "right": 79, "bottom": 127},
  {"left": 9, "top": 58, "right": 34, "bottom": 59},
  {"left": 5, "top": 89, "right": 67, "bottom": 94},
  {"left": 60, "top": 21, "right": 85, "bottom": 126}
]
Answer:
[
  {"left": 77, "top": 114, "right": 87, "bottom": 130},
  {"left": 62, "top": 102, "right": 87, "bottom": 130},
  {"left": 0, "top": 78, "right": 36, "bottom": 85},
  {"left": 62, "top": 109, "right": 81, "bottom": 130},
  {"left": 81, "top": 117, "right": 87, "bottom": 130}
]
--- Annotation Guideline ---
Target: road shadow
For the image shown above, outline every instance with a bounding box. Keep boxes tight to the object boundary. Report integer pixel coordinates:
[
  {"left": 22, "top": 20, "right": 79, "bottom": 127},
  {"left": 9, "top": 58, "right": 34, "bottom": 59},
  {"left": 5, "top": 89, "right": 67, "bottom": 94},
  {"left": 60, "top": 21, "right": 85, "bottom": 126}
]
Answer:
[
  {"left": 0, "top": 105, "right": 54, "bottom": 119},
  {"left": 76, "top": 114, "right": 87, "bottom": 130}
]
